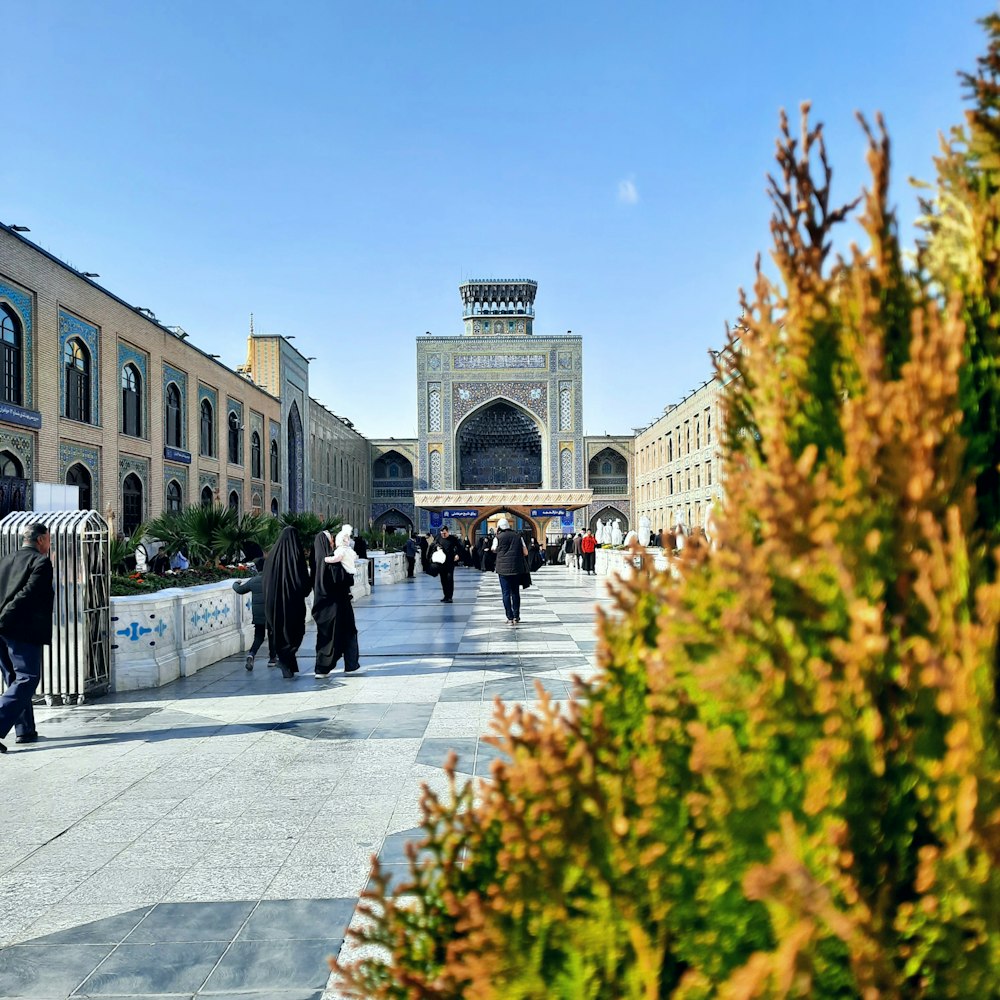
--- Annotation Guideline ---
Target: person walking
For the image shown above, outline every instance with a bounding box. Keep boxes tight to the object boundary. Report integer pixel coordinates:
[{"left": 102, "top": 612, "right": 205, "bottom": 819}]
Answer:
[
  {"left": 430, "top": 525, "right": 462, "bottom": 602},
  {"left": 312, "top": 524, "right": 361, "bottom": 676},
  {"left": 573, "top": 531, "right": 584, "bottom": 570},
  {"left": 528, "top": 537, "right": 544, "bottom": 572},
  {"left": 0, "top": 522, "right": 53, "bottom": 753},
  {"left": 580, "top": 528, "right": 597, "bottom": 575},
  {"left": 492, "top": 518, "right": 528, "bottom": 625},
  {"left": 232, "top": 558, "right": 272, "bottom": 670},
  {"left": 404, "top": 533, "right": 418, "bottom": 579},
  {"left": 262, "top": 525, "right": 310, "bottom": 679}
]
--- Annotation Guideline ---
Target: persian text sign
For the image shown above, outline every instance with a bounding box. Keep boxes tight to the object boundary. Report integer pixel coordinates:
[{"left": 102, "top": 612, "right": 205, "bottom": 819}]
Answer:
[
  {"left": 530, "top": 508, "right": 566, "bottom": 517},
  {"left": 441, "top": 509, "right": 479, "bottom": 518},
  {"left": 0, "top": 403, "right": 42, "bottom": 429}
]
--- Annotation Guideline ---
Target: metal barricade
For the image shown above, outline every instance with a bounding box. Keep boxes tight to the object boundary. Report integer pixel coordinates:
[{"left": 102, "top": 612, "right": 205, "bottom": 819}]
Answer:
[{"left": 0, "top": 510, "right": 110, "bottom": 704}]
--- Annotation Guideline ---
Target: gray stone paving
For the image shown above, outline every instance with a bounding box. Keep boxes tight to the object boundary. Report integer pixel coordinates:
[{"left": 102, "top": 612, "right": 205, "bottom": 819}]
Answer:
[{"left": 0, "top": 564, "right": 610, "bottom": 998}]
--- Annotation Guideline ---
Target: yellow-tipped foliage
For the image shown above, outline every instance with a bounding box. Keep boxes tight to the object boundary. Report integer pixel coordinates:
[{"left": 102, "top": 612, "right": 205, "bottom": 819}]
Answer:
[{"left": 331, "top": 34, "right": 1000, "bottom": 1000}]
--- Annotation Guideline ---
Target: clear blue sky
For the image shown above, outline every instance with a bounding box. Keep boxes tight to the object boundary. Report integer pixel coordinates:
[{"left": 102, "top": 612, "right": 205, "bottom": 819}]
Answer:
[{"left": 3, "top": 1, "right": 989, "bottom": 438}]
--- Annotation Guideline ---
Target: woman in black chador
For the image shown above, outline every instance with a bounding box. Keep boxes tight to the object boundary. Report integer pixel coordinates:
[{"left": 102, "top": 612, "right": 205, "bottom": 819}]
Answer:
[
  {"left": 312, "top": 524, "right": 361, "bottom": 676},
  {"left": 263, "top": 526, "right": 310, "bottom": 679}
]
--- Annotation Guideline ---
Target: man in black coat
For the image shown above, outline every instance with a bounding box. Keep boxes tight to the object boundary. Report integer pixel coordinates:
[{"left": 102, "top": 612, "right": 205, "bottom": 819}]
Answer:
[
  {"left": 0, "top": 522, "right": 53, "bottom": 753},
  {"left": 432, "top": 526, "right": 462, "bottom": 603}
]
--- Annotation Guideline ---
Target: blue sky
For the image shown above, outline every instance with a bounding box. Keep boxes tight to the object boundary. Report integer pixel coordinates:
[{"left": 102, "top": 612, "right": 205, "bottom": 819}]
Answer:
[{"left": 3, "top": 1, "right": 989, "bottom": 438}]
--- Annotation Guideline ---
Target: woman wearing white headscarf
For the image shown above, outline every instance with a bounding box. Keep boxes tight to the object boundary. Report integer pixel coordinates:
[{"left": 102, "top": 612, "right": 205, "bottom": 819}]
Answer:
[{"left": 311, "top": 523, "right": 361, "bottom": 675}]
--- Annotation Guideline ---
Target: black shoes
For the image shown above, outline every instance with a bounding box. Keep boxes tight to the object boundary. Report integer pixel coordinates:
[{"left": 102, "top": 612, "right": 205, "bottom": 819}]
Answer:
[
  {"left": 345, "top": 664, "right": 362, "bottom": 673},
  {"left": 279, "top": 664, "right": 296, "bottom": 679},
  {"left": 440, "top": 597, "right": 453, "bottom": 603},
  {"left": 16, "top": 732, "right": 38, "bottom": 745},
  {"left": 0, "top": 741, "right": 6, "bottom": 754},
  {"left": 245, "top": 655, "right": 254, "bottom": 672}
]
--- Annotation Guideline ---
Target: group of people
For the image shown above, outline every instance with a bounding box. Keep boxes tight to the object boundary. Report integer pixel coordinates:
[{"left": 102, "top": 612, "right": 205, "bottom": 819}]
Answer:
[
  {"left": 232, "top": 524, "right": 362, "bottom": 680},
  {"left": 557, "top": 529, "right": 599, "bottom": 574}
]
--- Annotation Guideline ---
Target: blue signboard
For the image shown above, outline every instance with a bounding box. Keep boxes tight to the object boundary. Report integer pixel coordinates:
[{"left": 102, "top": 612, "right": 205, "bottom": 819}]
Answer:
[
  {"left": 530, "top": 508, "right": 566, "bottom": 518},
  {"left": 441, "top": 508, "right": 479, "bottom": 518},
  {"left": 163, "top": 446, "right": 192, "bottom": 465},
  {"left": 429, "top": 512, "right": 443, "bottom": 529},
  {"left": 560, "top": 513, "right": 575, "bottom": 529},
  {"left": 0, "top": 403, "right": 42, "bottom": 430}
]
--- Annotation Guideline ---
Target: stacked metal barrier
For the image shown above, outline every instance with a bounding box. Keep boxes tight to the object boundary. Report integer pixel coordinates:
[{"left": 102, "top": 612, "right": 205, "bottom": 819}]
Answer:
[{"left": 0, "top": 510, "right": 110, "bottom": 704}]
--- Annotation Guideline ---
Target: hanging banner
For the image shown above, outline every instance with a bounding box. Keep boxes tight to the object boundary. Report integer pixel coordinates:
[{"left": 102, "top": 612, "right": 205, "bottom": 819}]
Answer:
[
  {"left": 429, "top": 512, "right": 443, "bottom": 529},
  {"left": 530, "top": 508, "right": 566, "bottom": 518}
]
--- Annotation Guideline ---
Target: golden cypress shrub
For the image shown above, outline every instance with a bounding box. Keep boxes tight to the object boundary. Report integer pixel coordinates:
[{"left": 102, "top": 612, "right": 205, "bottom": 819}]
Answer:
[{"left": 331, "top": 35, "right": 1000, "bottom": 1000}]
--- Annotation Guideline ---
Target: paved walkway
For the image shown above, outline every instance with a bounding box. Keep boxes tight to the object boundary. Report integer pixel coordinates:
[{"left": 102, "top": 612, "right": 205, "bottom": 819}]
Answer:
[{"left": 0, "top": 563, "right": 611, "bottom": 999}]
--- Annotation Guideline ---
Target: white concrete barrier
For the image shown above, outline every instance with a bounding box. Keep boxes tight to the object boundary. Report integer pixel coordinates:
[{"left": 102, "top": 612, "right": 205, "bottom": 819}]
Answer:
[
  {"left": 111, "top": 579, "right": 252, "bottom": 692},
  {"left": 370, "top": 551, "right": 406, "bottom": 585},
  {"left": 595, "top": 547, "right": 672, "bottom": 580}
]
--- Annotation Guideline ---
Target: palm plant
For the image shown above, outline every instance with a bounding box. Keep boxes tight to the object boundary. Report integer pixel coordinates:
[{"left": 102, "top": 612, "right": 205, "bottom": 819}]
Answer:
[{"left": 109, "top": 526, "right": 145, "bottom": 575}]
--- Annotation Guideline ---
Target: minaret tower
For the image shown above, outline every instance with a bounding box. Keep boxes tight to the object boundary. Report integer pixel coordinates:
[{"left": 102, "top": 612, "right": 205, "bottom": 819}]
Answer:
[{"left": 459, "top": 278, "right": 537, "bottom": 336}]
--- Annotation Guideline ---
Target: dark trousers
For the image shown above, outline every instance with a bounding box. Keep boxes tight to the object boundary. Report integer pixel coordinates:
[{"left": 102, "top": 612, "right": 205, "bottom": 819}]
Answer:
[
  {"left": 0, "top": 636, "right": 41, "bottom": 740},
  {"left": 249, "top": 624, "right": 273, "bottom": 659},
  {"left": 498, "top": 574, "right": 521, "bottom": 621},
  {"left": 440, "top": 568, "right": 455, "bottom": 600},
  {"left": 318, "top": 632, "right": 361, "bottom": 672},
  {"left": 406, "top": 556, "right": 415, "bottom": 578},
  {"left": 582, "top": 552, "right": 596, "bottom": 573}
]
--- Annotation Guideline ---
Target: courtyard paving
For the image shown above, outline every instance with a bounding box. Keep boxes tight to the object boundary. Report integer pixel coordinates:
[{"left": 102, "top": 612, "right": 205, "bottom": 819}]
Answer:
[{"left": 0, "top": 563, "right": 612, "bottom": 999}]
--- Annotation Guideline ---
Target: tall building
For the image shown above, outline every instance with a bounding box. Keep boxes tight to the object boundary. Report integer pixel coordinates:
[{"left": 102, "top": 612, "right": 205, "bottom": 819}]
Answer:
[
  {"left": 412, "top": 279, "right": 592, "bottom": 540},
  {"left": 0, "top": 224, "right": 283, "bottom": 530}
]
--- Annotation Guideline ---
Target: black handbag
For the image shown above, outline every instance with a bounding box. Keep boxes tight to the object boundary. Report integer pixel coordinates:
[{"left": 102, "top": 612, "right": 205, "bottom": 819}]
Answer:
[{"left": 519, "top": 571, "right": 532, "bottom": 589}]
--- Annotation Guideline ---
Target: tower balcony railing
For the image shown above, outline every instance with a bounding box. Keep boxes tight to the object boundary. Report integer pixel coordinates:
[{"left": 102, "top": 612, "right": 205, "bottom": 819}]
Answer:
[{"left": 462, "top": 305, "right": 536, "bottom": 318}]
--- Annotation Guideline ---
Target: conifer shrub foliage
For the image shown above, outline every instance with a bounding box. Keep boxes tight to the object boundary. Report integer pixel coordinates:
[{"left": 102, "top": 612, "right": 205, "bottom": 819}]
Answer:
[{"left": 332, "top": 42, "right": 1000, "bottom": 1000}]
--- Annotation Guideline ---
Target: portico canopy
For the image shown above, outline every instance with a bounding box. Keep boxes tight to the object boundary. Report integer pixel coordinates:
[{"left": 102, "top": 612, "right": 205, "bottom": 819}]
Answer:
[{"left": 413, "top": 489, "right": 592, "bottom": 539}]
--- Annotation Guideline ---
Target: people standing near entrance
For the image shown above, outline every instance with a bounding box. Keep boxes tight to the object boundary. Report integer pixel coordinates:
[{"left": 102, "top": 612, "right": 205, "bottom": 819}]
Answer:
[
  {"left": 232, "top": 558, "right": 272, "bottom": 671},
  {"left": 420, "top": 532, "right": 432, "bottom": 572},
  {"left": 0, "top": 522, "right": 53, "bottom": 753},
  {"left": 430, "top": 526, "right": 462, "bottom": 602},
  {"left": 263, "top": 525, "right": 310, "bottom": 679},
  {"left": 312, "top": 524, "right": 361, "bottom": 676},
  {"left": 492, "top": 518, "right": 528, "bottom": 625},
  {"left": 404, "top": 533, "right": 418, "bottom": 579},
  {"left": 483, "top": 530, "right": 497, "bottom": 572},
  {"left": 573, "top": 531, "right": 584, "bottom": 570},
  {"left": 580, "top": 528, "right": 597, "bottom": 574}
]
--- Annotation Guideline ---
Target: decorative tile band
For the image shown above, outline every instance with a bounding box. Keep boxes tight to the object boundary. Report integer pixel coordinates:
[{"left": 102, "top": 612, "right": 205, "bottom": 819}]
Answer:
[{"left": 453, "top": 354, "right": 545, "bottom": 370}]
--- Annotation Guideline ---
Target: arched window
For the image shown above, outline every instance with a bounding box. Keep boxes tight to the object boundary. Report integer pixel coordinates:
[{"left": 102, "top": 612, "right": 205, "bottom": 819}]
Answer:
[
  {"left": 0, "top": 304, "right": 22, "bottom": 406},
  {"left": 270, "top": 496, "right": 279, "bottom": 515},
  {"left": 270, "top": 439, "right": 279, "bottom": 482},
  {"left": 251, "top": 431, "right": 262, "bottom": 479},
  {"left": 201, "top": 485, "right": 214, "bottom": 507},
  {"left": 228, "top": 490, "right": 239, "bottom": 513},
  {"left": 251, "top": 492, "right": 262, "bottom": 514},
  {"left": 389, "top": 462, "right": 399, "bottom": 478},
  {"left": 166, "top": 479, "right": 182, "bottom": 512},
  {"left": 0, "top": 451, "right": 23, "bottom": 478},
  {"left": 200, "top": 399, "right": 214, "bottom": 456},
  {"left": 228, "top": 411, "right": 241, "bottom": 464},
  {"left": 65, "top": 338, "right": 91, "bottom": 422},
  {"left": 67, "top": 462, "right": 92, "bottom": 510},
  {"left": 122, "top": 473, "right": 143, "bottom": 535},
  {"left": 165, "top": 383, "right": 182, "bottom": 448},
  {"left": 121, "top": 364, "right": 142, "bottom": 437}
]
